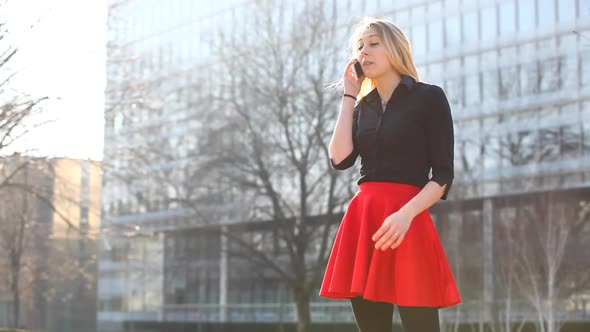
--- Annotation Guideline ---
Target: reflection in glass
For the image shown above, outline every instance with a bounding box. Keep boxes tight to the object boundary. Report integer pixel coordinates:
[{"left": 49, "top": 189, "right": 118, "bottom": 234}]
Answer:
[
  {"left": 559, "top": 124, "right": 581, "bottom": 159},
  {"left": 499, "top": 65, "right": 519, "bottom": 98},
  {"left": 538, "top": 127, "right": 560, "bottom": 161},
  {"left": 539, "top": 57, "right": 562, "bottom": 92},
  {"left": 520, "top": 61, "right": 539, "bottom": 95},
  {"left": 483, "top": 135, "right": 501, "bottom": 169},
  {"left": 481, "top": 69, "right": 498, "bottom": 104}
]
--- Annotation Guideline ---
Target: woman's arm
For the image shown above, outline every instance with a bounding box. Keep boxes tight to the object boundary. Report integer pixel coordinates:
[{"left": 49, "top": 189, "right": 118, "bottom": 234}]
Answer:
[
  {"left": 328, "top": 97, "right": 358, "bottom": 169},
  {"left": 400, "top": 85, "right": 454, "bottom": 217},
  {"left": 398, "top": 181, "right": 446, "bottom": 219}
]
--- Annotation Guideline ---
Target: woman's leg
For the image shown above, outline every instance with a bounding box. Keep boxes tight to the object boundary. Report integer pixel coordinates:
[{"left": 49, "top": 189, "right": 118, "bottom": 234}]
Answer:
[
  {"left": 349, "top": 296, "right": 394, "bottom": 332},
  {"left": 397, "top": 305, "right": 440, "bottom": 332}
]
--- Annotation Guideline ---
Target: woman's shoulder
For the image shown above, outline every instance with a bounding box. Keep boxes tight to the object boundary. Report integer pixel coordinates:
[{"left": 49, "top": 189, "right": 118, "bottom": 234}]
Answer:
[{"left": 413, "top": 81, "right": 445, "bottom": 97}]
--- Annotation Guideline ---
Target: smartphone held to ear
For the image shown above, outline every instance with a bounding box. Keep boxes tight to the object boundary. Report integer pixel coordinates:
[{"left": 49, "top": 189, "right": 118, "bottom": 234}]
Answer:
[{"left": 353, "top": 61, "right": 364, "bottom": 80}]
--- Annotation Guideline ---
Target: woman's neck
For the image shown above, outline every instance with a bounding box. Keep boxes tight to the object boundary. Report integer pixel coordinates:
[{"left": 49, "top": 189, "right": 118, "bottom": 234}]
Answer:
[{"left": 374, "top": 70, "right": 402, "bottom": 106}]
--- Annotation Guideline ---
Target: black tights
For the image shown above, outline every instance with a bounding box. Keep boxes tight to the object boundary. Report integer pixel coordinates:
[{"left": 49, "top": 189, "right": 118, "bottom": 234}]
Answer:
[{"left": 349, "top": 296, "right": 440, "bottom": 332}]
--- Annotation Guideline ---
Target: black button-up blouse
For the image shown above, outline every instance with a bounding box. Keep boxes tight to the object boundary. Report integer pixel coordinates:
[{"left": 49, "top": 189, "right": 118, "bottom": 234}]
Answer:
[{"left": 330, "top": 74, "right": 455, "bottom": 200}]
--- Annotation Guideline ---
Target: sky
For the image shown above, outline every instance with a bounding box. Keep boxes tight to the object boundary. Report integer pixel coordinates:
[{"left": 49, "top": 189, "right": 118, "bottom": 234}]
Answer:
[{"left": 3, "top": 0, "right": 106, "bottom": 161}]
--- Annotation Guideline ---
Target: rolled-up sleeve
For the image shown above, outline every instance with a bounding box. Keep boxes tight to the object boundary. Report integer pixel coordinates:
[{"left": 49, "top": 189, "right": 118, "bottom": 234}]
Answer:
[
  {"left": 426, "top": 85, "right": 454, "bottom": 200},
  {"left": 330, "top": 107, "right": 360, "bottom": 170}
]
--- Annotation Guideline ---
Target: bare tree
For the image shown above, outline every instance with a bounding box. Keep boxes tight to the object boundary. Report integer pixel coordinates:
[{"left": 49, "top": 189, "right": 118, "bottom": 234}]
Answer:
[
  {"left": 116, "top": 1, "right": 355, "bottom": 331},
  {"left": 205, "top": 2, "right": 356, "bottom": 331}
]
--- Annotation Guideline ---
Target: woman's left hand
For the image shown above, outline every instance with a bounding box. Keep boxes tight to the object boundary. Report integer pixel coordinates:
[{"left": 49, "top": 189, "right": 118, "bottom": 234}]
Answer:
[{"left": 372, "top": 209, "right": 414, "bottom": 251}]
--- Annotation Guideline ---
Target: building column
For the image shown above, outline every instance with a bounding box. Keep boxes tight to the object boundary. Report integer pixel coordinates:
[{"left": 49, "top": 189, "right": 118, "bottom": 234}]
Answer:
[
  {"left": 158, "top": 232, "right": 165, "bottom": 321},
  {"left": 483, "top": 198, "right": 495, "bottom": 322},
  {"left": 219, "top": 226, "right": 228, "bottom": 322}
]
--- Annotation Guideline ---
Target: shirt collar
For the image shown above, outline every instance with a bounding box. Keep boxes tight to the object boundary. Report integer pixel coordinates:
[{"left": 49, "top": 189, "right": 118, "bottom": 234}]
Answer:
[{"left": 364, "top": 74, "right": 416, "bottom": 103}]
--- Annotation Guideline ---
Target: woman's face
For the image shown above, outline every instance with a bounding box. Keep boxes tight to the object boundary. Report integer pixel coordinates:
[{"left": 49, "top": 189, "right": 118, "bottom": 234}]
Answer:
[{"left": 356, "top": 28, "right": 392, "bottom": 79}]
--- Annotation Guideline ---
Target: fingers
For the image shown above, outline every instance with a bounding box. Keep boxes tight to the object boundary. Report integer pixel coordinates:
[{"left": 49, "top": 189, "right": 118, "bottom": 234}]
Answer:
[
  {"left": 344, "top": 61, "right": 357, "bottom": 81},
  {"left": 373, "top": 217, "right": 404, "bottom": 250},
  {"left": 389, "top": 233, "right": 405, "bottom": 250},
  {"left": 372, "top": 217, "right": 390, "bottom": 242},
  {"left": 375, "top": 230, "right": 403, "bottom": 251}
]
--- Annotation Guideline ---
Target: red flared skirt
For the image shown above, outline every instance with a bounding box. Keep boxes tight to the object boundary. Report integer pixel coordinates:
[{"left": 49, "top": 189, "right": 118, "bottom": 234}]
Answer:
[{"left": 319, "top": 181, "right": 461, "bottom": 308}]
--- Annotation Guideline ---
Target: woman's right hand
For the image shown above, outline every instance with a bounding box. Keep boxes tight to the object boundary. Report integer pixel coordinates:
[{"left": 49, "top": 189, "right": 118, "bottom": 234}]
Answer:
[{"left": 343, "top": 58, "right": 365, "bottom": 96}]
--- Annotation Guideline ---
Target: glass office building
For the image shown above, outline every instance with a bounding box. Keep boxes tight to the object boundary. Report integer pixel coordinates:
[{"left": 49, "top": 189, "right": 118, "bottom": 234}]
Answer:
[{"left": 100, "top": 0, "right": 590, "bottom": 330}]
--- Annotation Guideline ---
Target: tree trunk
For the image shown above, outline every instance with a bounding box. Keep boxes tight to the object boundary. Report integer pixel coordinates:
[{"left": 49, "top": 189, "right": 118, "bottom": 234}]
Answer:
[
  {"left": 294, "top": 287, "right": 311, "bottom": 332},
  {"left": 11, "top": 255, "right": 20, "bottom": 328}
]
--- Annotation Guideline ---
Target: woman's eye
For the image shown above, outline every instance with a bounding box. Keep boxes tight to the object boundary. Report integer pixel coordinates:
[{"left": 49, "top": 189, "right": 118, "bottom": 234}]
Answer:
[{"left": 358, "top": 42, "right": 379, "bottom": 50}]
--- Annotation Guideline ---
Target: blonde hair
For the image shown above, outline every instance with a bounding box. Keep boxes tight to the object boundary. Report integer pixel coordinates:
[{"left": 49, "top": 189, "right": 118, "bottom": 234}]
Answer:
[{"left": 327, "top": 17, "right": 421, "bottom": 100}]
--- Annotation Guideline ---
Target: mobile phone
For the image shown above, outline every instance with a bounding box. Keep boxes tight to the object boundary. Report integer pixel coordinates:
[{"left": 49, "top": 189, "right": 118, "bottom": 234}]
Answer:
[{"left": 353, "top": 61, "right": 364, "bottom": 79}]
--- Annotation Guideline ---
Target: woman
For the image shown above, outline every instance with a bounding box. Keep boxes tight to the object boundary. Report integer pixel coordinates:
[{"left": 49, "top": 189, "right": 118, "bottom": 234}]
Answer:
[{"left": 319, "top": 17, "right": 461, "bottom": 332}]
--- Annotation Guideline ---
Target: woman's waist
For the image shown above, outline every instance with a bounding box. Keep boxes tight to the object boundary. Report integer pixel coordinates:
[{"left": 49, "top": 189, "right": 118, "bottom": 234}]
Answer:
[{"left": 357, "top": 180, "right": 422, "bottom": 195}]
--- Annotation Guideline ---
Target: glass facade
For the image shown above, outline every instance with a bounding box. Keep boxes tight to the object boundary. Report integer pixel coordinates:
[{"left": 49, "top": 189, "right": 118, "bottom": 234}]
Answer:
[{"left": 100, "top": 0, "right": 590, "bottom": 330}]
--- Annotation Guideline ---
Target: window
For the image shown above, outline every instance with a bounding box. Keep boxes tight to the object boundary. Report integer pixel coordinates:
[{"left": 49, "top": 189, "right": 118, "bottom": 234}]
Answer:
[
  {"left": 463, "top": 10, "right": 478, "bottom": 44},
  {"left": 412, "top": 24, "right": 426, "bottom": 57},
  {"left": 517, "top": 0, "right": 535, "bottom": 32},
  {"left": 428, "top": 19, "right": 443, "bottom": 51},
  {"left": 410, "top": 3, "right": 425, "bottom": 19},
  {"left": 560, "top": 54, "right": 578, "bottom": 89},
  {"left": 483, "top": 135, "right": 501, "bottom": 169},
  {"left": 427, "top": 62, "right": 444, "bottom": 87},
  {"left": 558, "top": 0, "right": 576, "bottom": 22},
  {"left": 538, "top": 127, "right": 560, "bottom": 162},
  {"left": 499, "top": 65, "right": 519, "bottom": 98},
  {"left": 520, "top": 61, "right": 539, "bottom": 95},
  {"left": 538, "top": 0, "right": 556, "bottom": 27},
  {"left": 583, "top": 101, "right": 590, "bottom": 156},
  {"left": 559, "top": 119, "right": 581, "bottom": 159},
  {"left": 481, "top": 5, "right": 497, "bottom": 41},
  {"left": 80, "top": 207, "right": 89, "bottom": 224},
  {"left": 465, "top": 73, "right": 481, "bottom": 106},
  {"left": 579, "top": 0, "right": 590, "bottom": 19},
  {"left": 445, "top": 15, "right": 461, "bottom": 48},
  {"left": 582, "top": 50, "right": 590, "bottom": 87},
  {"left": 539, "top": 57, "right": 562, "bottom": 92},
  {"left": 499, "top": 1, "right": 516, "bottom": 36},
  {"left": 365, "top": 0, "right": 380, "bottom": 13},
  {"left": 504, "top": 130, "right": 532, "bottom": 166},
  {"left": 482, "top": 69, "right": 498, "bottom": 104},
  {"left": 445, "top": 76, "right": 463, "bottom": 107}
]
